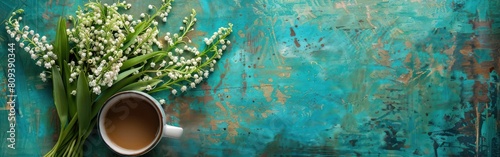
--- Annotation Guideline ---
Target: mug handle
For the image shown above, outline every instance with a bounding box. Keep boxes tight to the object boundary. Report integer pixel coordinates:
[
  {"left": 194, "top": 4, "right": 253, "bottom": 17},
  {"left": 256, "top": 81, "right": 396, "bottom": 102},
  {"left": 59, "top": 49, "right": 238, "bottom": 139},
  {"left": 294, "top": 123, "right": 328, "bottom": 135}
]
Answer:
[{"left": 163, "top": 125, "right": 183, "bottom": 139}]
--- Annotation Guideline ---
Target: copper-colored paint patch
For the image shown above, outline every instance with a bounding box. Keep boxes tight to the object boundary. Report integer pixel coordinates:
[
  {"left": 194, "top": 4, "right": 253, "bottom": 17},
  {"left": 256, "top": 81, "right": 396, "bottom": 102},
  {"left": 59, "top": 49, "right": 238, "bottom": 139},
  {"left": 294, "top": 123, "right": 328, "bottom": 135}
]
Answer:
[
  {"left": 215, "top": 102, "right": 227, "bottom": 113},
  {"left": 377, "top": 49, "right": 391, "bottom": 66},
  {"left": 405, "top": 41, "right": 412, "bottom": 48},
  {"left": 294, "top": 38, "right": 301, "bottom": 47},
  {"left": 397, "top": 70, "right": 413, "bottom": 85},
  {"left": 259, "top": 84, "right": 274, "bottom": 102},
  {"left": 276, "top": 89, "right": 289, "bottom": 105},
  {"left": 290, "top": 27, "right": 296, "bottom": 37},
  {"left": 404, "top": 53, "right": 412, "bottom": 63}
]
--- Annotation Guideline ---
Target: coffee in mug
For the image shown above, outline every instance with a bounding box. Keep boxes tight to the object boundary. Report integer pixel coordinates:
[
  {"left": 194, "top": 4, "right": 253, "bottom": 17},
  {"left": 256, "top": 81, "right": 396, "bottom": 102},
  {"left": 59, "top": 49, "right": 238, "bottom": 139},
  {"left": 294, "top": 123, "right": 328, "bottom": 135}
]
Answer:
[{"left": 98, "top": 91, "right": 183, "bottom": 156}]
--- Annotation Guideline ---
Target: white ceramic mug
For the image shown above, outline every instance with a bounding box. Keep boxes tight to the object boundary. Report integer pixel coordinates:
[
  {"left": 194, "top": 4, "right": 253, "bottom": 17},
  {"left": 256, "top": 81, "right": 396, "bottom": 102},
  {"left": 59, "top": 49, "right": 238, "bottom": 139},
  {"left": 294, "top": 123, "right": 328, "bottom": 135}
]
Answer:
[{"left": 98, "top": 91, "right": 183, "bottom": 156}]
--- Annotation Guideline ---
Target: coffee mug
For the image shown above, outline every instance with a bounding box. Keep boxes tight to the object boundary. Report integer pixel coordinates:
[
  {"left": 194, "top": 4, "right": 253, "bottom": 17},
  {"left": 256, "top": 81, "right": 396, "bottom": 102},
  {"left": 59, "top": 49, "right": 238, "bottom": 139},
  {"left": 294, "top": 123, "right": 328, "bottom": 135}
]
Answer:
[{"left": 98, "top": 91, "right": 183, "bottom": 156}]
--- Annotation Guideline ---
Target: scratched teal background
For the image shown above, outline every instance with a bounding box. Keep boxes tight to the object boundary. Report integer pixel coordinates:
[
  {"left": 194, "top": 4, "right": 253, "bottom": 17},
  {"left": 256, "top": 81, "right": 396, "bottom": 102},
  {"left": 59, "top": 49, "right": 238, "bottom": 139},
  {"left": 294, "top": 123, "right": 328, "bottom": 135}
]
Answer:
[{"left": 1, "top": 0, "right": 499, "bottom": 156}]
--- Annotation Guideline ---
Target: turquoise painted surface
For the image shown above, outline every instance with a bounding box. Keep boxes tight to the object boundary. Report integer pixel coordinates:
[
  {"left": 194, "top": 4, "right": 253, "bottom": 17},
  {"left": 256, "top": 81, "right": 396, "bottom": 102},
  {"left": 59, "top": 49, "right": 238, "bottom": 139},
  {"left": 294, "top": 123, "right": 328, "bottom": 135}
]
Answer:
[{"left": 1, "top": 0, "right": 499, "bottom": 156}]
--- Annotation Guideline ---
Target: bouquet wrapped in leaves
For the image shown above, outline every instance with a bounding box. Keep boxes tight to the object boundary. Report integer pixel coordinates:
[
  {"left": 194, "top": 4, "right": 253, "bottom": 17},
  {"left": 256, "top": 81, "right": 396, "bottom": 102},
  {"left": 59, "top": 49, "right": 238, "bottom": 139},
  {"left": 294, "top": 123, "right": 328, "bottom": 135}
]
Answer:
[{"left": 5, "top": 0, "right": 232, "bottom": 156}]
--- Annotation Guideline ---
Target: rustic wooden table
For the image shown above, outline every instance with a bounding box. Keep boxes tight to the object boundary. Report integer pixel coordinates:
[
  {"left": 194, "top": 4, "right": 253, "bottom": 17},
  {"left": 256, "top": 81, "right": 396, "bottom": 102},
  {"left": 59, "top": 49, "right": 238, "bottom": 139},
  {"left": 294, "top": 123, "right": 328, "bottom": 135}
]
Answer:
[{"left": 1, "top": 0, "right": 499, "bottom": 156}]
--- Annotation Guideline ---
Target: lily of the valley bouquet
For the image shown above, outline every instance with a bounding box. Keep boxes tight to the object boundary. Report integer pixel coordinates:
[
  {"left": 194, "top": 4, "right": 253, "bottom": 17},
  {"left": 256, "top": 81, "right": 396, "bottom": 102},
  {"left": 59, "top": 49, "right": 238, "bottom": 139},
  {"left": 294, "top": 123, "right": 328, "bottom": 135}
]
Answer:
[{"left": 6, "top": 0, "right": 232, "bottom": 156}]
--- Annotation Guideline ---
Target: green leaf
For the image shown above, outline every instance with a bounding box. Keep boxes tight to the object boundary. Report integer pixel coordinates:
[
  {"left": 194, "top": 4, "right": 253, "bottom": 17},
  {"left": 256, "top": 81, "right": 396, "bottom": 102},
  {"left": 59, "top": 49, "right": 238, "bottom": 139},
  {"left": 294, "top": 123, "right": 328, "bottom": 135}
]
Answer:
[
  {"left": 147, "top": 85, "right": 171, "bottom": 94},
  {"left": 54, "top": 17, "right": 69, "bottom": 67},
  {"left": 148, "top": 79, "right": 182, "bottom": 94},
  {"left": 100, "top": 4, "right": 107, "bottom": 23},
  {"left": 120, "top": 51, "right": 163, "bottom": 70},
  {"left": 76, "top": 71, "right": 91, "bottom": 137},
  {"left": 121, "top": 21, "right": 148, "bottom": 50},
  {"left": 116, "top": 65, "right": 143, "bottom": 83},
  {"left": 52, "top": 68, "right": 69, "bottom": 129},
  {"left": 121, "top": 12, "right": 160, "bottom": 50},
  {"left": 91, "top": 71, "right": 145, "bottom": 117},
  {"left": 119, "top": 79, "right": 163, "bottom": 92},
  {"left": 51, "top": 17, "right": 71, "bottom": 123},
  {"left": 63, "top": 62, "right": 76, "bottom": 117}
]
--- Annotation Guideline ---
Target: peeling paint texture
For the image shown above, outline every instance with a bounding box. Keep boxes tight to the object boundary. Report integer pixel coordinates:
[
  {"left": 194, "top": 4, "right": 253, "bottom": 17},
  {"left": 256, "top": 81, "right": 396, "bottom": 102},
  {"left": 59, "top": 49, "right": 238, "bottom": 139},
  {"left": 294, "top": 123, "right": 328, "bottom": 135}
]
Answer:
[{"left": 1, "top": 0, "right": 500, "bottom": 156}]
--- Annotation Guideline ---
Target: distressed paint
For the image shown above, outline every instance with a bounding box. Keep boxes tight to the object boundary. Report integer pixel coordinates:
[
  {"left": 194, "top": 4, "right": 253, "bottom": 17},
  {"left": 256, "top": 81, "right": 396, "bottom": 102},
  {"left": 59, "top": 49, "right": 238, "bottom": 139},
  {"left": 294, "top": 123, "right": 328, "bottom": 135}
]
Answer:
[{"left": 1, "top": 0, "right": 499, "bottom": 156}]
